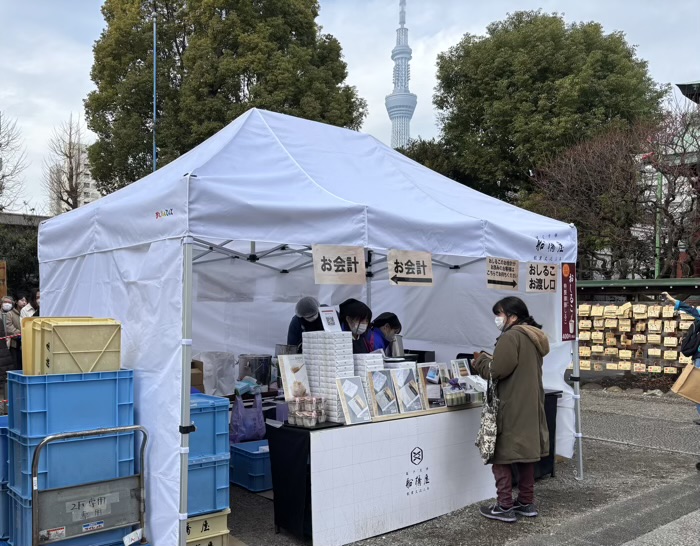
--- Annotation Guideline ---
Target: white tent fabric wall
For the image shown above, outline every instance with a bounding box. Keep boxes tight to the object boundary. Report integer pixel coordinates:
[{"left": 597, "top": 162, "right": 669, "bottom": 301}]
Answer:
[
  {"left": 40, "top": 239, "right": 184, "bottom": 546},
  {"left": 38, "top": 108, "right": 579, "bottom": 545},
  {"left": 192, "top": 249, "right": 575, "bottom": 458}
]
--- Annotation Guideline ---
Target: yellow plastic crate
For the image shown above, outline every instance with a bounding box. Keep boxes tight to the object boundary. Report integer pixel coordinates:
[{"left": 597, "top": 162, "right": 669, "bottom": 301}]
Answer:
[
  {"left": 40, "top": 319, "right": 121, "bottom": 375},
  {"left": 21, "top": 317, "right": 91, "bottom": 375},
  {"left": 187, "top": 509, "right": 230, "bottom": 543},
  {"left": 187, "top": 530, "right": 231, "bottom": 546}
]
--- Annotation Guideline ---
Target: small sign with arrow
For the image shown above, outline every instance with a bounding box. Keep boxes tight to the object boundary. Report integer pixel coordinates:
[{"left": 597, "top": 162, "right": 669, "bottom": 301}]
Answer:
[
  {"left": 388, "top": 250, "right": 434, "bottom": 287},
  {"left": 486, "top": 257, "right": 519, "bottom": 291}
]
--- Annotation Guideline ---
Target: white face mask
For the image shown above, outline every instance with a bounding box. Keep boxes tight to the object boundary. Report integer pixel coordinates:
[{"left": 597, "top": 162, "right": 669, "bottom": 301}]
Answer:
[
  {"left": 350, "top": 321, "right": 368, "bottom": 335},
  {"left": 495, "top": 316, "right": 506, "bottom": 331},
  {"left": 2, "top": 303, "right": 11, "bottom": 312}
]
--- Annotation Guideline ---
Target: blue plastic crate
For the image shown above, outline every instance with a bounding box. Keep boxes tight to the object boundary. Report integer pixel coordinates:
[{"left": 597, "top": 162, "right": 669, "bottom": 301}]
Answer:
[
  {"left": 190, "top": 394, "right": 229, "bottom": 460},
  {"left": 8, "top": 489, "right": 129, "bottom": 546},
  {"left": 0, "top": 486, "right": 8, "bottom": 540},
  {"left": 230, "top": 440, "right": 272, "bottom": 492},
  {"left": 7, "top": 370, "right": 134, "bottom": 438},
  {"left": 188, "top": 453, "right": 230, "bottom": 516},
  {"left": 0, "top": 417, "right": 8, "bottom": 484},
  {"left": 8, "top": 430, "right": 135, "bottom": 501}
]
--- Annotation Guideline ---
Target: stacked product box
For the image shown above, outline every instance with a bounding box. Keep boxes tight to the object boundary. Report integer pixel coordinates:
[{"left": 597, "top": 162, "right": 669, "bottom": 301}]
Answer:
[
  {"left": 353, "top": 354, "right": 384, "bottom": 415},
  {"left": 303, "top": 331, "right": 354, "bottom": 423}
]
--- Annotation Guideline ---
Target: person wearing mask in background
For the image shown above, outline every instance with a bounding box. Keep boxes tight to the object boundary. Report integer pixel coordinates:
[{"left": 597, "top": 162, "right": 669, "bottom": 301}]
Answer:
[
  {"left": 662, "top": 291, "right": 700, "bottom": 425},
  {"left": 338, "top": 298, "right": 374, "bottom": 354},
  {"left": 1, "top": 296, "right": 19, "bottom": 367},
  {"left": 372, "top": 312, "right": 402, "bottom": 357},
  {"left": 0, "top": 297, "right": 15, "bottom": 382},
  {"left": 472, "top": 296, "right": 549, "bottom": 523},
  {"left": 20, "top": 288, "right": 39, "bottom": 322},
  {"left": 287, "top": 296, "right": 324, "bottom": 349},
  {"left": 8, "top": 293, "right": 24, "bottom": 369}
]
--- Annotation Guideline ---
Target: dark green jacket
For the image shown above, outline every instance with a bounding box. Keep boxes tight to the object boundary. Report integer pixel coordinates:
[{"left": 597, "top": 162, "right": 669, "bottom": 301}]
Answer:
[{"left": 474, "top": 325, "right": 550, "bottom": 464}]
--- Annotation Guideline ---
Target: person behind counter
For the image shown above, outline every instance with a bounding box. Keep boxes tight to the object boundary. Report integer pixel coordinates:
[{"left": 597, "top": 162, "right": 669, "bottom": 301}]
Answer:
[
  {"left": 472, "top": 296, "right": 549, "bottom": 523},
  {"left": 287, "top": 296, "right": 324, "bottom": 348},
  {"left": 338, "top": 298, "right": 374, "bottom": 353},
  {"left": 372, "top": 312, "right": 402, "bottom": 356}
]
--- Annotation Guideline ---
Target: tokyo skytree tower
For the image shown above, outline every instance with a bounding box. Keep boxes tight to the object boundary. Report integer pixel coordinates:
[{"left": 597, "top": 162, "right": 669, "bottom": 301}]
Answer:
[{"left": 385, "top": 0, "right": 417, "bottom": 149}]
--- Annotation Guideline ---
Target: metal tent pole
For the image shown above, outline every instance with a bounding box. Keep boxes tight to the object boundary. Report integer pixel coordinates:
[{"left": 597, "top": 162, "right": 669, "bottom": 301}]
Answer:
[
  {"left": 572, "top": 340, "right": 584, "bottom": 480},
  {"left": 179, "top": 237, "right": 194, "bottom": 544}
]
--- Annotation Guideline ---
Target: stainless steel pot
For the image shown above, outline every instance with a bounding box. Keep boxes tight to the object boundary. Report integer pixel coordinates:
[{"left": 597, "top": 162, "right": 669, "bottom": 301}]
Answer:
[{"left": 238, "top": 354, "right": 272, "bottom": 385}]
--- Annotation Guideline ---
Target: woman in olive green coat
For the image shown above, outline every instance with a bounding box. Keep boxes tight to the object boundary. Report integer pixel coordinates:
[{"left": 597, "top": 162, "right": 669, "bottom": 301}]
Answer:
[{"left": 473, "top": 296, "right": 550, "bottom": 523}]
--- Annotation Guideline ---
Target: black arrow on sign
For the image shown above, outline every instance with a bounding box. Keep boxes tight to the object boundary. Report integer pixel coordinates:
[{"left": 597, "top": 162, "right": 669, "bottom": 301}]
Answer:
[
  {"left": 391, "top": 275, "right": 433, "bottom": 284},
  {"left": 487, "top": 279, "right": 518, "bottom": 288}
]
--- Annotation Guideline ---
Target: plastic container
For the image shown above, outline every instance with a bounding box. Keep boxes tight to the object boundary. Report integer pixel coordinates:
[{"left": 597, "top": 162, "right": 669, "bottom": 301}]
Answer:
[
  {"left": 287, "top": 413, "right": 297, "bottom": 426},
  {"left": 7, "top": 370, "right": 134, "bottom": 439},
  {"left": 8, "top": 489, "right": 129, "bottom": 546},
  {"left": 187, "top": 529, "right": 230, "bottom": 546},
  {"left": 21, "top": 317, "right": 92, "bottom": 375},
  {"left": 0, "top": 486, "right": 8, "bottom": 540},
  {"left": 8, "top": 430, "right": 135, "bottom": 500},
  {"left": 186, "top": 508, "right": 230, "bottom": 542},
  {"left": 0, "top": 417, "right": 8, "bottom": 484},
  {"left": 190, "top": 394, "right": 230, "bottom": 460},
  {"left": 39, "top": 320, "right": 121, "bottom": 375},
  {"left": 188, "top": 453, "right": 230, "bottom": 516},
  {"left": 230, "top": 440, "right": 272, "bottom": 492}
]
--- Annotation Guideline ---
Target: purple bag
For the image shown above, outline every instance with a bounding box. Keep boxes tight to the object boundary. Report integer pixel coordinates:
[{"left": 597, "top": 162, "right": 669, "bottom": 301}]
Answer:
[{"left": 230, "top": 392, "right": 265, "bottom": 444}]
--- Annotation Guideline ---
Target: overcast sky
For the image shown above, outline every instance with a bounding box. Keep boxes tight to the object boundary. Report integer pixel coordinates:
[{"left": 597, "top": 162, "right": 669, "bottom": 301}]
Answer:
[{"left": 1, "top": 0, "right": 699, "bottom": 212}]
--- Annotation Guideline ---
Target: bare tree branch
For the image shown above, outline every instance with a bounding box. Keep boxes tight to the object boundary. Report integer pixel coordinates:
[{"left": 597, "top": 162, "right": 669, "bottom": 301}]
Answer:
[
  {"left": 42, "top": 114, "right": 90, "bottom": 214},
  {"left": 0, "top": 111, "right": 27, "bottom": 211}
]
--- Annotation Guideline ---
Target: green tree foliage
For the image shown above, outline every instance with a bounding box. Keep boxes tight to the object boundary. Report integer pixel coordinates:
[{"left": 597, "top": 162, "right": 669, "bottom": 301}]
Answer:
[
  {"left": 0, "top": 220, "right": 40, "bottom": 294},
  {"left": 432, "top": 10, "right": 666, "bottom": 199},
  {"left": 85, "top": 0, "right": 367, "bottom": 193}
]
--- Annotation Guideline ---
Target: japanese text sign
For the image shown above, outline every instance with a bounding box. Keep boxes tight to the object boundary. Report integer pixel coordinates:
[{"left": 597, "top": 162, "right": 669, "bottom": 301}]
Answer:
[
  {"left": 561, "top": 263, "right": 576, "bottom": 341},
  {"left": 312, "top": 245, "right": 366, "bottom": 285},
  {"left": 388, "top": 250, "right": 433, "bottom": 286},
  {"left": 486, "top": 257, "right": 519, "bottom": 291},
  {"left": 526, "top": 262, "right": 558, "bottom": 293}
]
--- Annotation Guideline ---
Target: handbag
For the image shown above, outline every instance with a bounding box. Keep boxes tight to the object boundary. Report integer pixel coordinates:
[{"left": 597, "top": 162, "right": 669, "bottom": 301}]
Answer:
[{"left": 475, "top": 363, "right": 499, "bottom": 464}]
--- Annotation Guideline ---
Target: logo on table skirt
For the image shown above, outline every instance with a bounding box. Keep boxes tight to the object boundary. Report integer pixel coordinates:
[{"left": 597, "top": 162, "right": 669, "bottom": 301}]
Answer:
[
  {"left": 155, "top": 208, "right": 174, "bottom": 219},
  {"left": 411, "top": 447, "right": 423, "bottom": 465}
]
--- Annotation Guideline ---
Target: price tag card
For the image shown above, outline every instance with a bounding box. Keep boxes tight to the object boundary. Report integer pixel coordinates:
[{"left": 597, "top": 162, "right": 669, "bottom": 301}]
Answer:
[
  {"left": 618, "top": 349, "right": 632, "bottom": 359},
  {"left": 633, "top": 363, "right": 647, "bottom": 373},
  {"left": 664, "top": 366, "right": 678, "bottom": 374},
  {"left": 663, "top": 337, "right": 678, "bottom": 347},
  {"left": 579, "top": 320, "right": 592, "bottom": 330},
  {"left": 604, "top": 347, "right": 618, "bottom": 356},
  {"left": 579, "top": 346, "right": 592, "bottom": 357},
  {"left": 618, "top": 361, "right": 632, "bottom": 371},
  {"left": 647, "top": 305, "right": 661, "bottom": 318},
  {"left": 593, "top": 318, "right": 605, "bottom": 329},
  {"left": 605, "top": 336, "right": 618, "bottom": 346},
  {"left": 648, "top": 348, "right": 662, "bottom": 357},
  {"left": 648, "top": 321, "right": 662, "bottom": 333},
  {"left": 580, "top": 360, "right": 591, "bottom": 370},
  {"left": 579, "top": 331, "right": 591, "bottom": 341},
  {"left": 662, "top": 306, "right": 675, "bottom": 318},
  {"left": 619, "top": 319, "right": 632, "bottom": 332},
  {"left": 591, "top": 305, "right": 604, "bottom": 317},
  {"left": 664, "top": 320, "right": 677, "bottom": 333},
  {"left": 679, "top": 321, "right": 693, "bottom": 331},
  {"left": 680, "top": 312, "right": 695, "bottom": 321},
  {"left": 592, "top": 332, "right": 604, "bottom": 342},
  {"left": 679, "top": 354, "right": 693, "bottom": 365},
  {"left": 606, "top": 362, "right": 619, "bottom": 371},
  {"left": 604, "top": 305, "right": 618, "bottom": 318},
  {"left": 578, "top": 304, "right": 591, "bottom": 317},
  {"left": 648, "top": 365, "right": 663, "bottom": 373},
  {"left": 647, "top": 334, "right": 662, "bottom": 344},
  {"left": 591, "top": 345, "right": 604, "bottom": 354},
  {"left": 632, "top": 334, "right": 647, "bottom": 344}
]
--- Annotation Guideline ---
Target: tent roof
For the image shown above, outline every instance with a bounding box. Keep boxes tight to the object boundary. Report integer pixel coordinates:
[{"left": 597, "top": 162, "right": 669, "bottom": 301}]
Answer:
[{"left": 39, "top": 108, "right": 576, "bottom": 263}]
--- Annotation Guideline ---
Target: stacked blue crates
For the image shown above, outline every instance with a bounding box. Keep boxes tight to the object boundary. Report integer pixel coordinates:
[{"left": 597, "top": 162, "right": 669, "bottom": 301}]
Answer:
[
  {"left": 6, "top": 370, "right": 136, "bottom": 546},
  {"left": 0, "top": 416, "right": 9, "bottom": 543},
  {"left": 188, "top": 393, "right": 230, "bottom": 516}
]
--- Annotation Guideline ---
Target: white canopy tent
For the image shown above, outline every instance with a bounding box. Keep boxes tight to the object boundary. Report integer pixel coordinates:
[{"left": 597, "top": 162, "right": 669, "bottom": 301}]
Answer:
[{"left": 38, "top": 108, "right": 580, "bottom": 545}]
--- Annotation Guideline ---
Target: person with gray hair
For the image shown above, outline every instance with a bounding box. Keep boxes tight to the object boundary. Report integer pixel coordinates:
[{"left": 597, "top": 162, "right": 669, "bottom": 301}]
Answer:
[{"left": 287, "top": 296, "right": 324, "bottom": 349}]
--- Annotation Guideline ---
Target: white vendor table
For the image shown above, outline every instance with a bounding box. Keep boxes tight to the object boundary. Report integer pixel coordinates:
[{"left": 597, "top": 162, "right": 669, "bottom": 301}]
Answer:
[{"left": 267, "top": 405, "right": 494, "bottom": 546}]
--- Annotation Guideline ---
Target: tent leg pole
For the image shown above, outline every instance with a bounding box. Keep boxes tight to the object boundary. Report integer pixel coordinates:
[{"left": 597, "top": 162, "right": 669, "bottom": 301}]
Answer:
[
  {"left": 179, "top": 238, "right": 194, "bottom": 545},
  {"left": 572, "top": 340, "right": 584, "bottom": 480}
]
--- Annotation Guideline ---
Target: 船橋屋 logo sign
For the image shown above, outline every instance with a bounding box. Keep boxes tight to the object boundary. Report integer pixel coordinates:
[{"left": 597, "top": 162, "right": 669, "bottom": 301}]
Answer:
[{"left": 533, "top": 234, "right": 566, "bottom": 262}]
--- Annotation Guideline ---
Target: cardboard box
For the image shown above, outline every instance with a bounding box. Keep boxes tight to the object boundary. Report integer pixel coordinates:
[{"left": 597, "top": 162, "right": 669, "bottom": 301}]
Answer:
[
  {"left": 671, "top": 364, "right": 700, "bottom": 404},
  {"left": 192, "top": 359, "right": 205, "bottom": 392}
]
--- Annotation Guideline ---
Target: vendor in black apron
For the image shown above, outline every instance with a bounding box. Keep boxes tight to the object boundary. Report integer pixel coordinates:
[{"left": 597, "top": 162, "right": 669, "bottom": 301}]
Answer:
[
  {"left": 287, "top": 296, "right": 324, "bottom": 350},
  {"left": 339, "top": 298, "right": 375, "bottom": 353}
]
